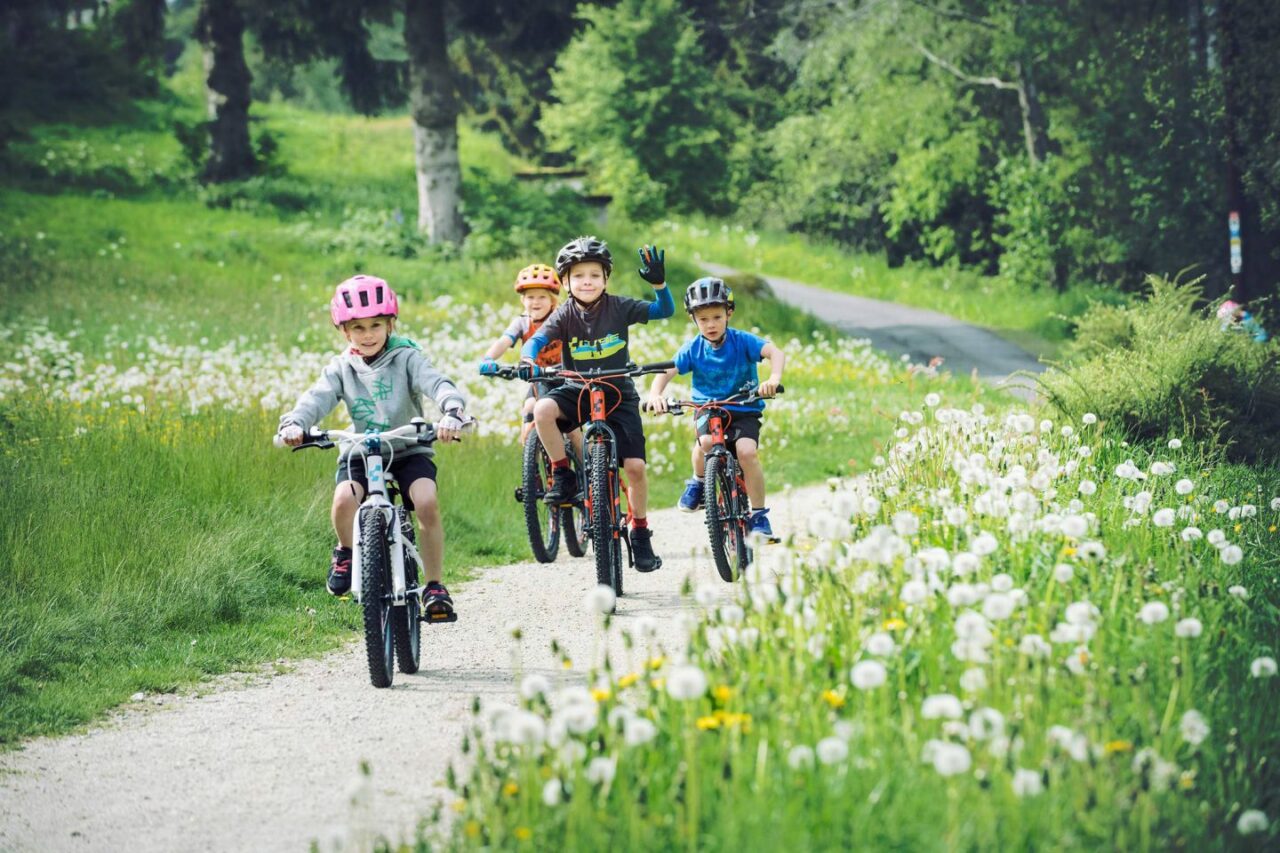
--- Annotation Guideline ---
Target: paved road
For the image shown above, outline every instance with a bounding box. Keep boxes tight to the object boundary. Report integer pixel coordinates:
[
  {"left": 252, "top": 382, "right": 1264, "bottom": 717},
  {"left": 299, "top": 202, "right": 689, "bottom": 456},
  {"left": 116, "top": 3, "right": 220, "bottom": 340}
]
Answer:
[{"left": 702, "top": 262, "right": 1044, "bottom": 399}]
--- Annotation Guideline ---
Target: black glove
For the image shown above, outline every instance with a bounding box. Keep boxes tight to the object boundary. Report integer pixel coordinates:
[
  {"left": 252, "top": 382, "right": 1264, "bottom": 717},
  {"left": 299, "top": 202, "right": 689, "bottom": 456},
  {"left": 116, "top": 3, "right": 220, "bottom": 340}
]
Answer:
[
  {"left": 517, "top": 361, "right": 543, "bottom": 382},
  {"left": 637, "top": 245, "right": 665, "bottom": 285}
]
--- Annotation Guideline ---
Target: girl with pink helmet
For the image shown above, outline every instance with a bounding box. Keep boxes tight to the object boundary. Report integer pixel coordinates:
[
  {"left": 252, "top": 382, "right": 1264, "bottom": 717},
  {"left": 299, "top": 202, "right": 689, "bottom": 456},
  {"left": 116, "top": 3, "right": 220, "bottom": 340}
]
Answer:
[{"left": 278, "top": 274, "right": 471, "bottom": 619}]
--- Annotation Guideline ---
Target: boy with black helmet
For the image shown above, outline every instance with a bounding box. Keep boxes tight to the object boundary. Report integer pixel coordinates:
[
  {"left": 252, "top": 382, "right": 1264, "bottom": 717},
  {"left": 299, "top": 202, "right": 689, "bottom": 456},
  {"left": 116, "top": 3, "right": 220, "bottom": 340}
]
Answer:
[
  {"left": 518, "top": 236, "right": 676, "bottom": 573},
  {"left": 647, "top": 276, "right": 787, "bottom": 540}
]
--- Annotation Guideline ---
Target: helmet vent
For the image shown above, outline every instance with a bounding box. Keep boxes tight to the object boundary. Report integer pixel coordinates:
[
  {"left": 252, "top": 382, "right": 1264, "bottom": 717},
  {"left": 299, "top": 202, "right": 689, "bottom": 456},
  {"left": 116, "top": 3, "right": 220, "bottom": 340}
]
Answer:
[
  {"left": 359, "top": 291, "right": 369, "bottom": 307},
  {"left": 375, "top": 285, "right": 383, "bottom": 304},
  {"left": 343, "top": 292, "right": 353, "bottom": 309}
]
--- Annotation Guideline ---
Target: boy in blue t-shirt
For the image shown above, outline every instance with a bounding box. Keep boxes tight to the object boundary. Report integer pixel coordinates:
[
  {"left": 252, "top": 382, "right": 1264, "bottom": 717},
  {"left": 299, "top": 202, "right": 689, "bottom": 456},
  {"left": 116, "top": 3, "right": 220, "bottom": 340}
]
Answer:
[{"left": 647, "top": 277, "right": 787, "bottom": 539}]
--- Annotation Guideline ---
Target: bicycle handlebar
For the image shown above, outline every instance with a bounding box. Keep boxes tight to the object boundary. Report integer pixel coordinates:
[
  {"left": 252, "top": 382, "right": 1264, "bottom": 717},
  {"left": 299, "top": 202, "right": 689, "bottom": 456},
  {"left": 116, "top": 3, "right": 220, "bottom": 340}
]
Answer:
[
  {"left": 483, "top": 360, "right": 677, "bottom": 382},
  {"left": 273, "top": 417, "right": 476, "bottom": 451},
  {"left": 644, "top": 384, "right": 786, "bottom": 415}
]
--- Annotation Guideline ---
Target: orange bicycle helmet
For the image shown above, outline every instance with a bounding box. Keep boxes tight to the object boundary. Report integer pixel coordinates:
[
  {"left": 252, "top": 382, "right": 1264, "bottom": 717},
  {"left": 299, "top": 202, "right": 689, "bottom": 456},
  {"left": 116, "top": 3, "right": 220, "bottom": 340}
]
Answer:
[{"left": 514, "top": 263, "right": 562, "bottom": 294}]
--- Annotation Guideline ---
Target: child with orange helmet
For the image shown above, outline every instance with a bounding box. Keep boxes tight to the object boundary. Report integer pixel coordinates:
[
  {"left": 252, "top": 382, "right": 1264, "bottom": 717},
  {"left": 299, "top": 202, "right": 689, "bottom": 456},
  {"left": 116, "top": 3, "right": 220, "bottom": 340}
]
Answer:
[{"left": 480, "top": 264, "right": 572, "bottom": 442}]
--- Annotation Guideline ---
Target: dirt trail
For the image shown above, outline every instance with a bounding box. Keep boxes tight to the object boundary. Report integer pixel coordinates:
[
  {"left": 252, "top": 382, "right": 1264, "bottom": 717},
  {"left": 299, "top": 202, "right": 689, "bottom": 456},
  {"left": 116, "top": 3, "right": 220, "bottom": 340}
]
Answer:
[{"left": 0, "top": 487, "right": 825, "bottom": 852}]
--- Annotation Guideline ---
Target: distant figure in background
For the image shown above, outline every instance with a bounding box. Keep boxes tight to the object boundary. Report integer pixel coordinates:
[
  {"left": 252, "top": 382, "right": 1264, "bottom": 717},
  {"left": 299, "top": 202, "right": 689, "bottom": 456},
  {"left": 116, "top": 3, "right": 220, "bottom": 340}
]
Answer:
[{"left": 1217, "top": 299, "right": 1269, "bottom": 343}]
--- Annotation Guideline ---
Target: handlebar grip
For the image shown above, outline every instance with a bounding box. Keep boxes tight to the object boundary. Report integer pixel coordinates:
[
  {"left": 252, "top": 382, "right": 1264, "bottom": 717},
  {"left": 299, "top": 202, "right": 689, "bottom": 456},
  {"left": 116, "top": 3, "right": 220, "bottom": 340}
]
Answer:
[{"left": 273, "top": 434, "right": 286, "bottom": 448}]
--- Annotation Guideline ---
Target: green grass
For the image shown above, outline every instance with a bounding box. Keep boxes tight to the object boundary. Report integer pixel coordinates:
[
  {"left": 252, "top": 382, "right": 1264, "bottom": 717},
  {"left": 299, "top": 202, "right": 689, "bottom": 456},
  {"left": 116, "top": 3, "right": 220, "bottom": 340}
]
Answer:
[
  {"left": 647, "top": 216, "right": 1125, "bottom": 359},
  {"left": 0, "top": 94, "right": 1014, "bottom": 744}
]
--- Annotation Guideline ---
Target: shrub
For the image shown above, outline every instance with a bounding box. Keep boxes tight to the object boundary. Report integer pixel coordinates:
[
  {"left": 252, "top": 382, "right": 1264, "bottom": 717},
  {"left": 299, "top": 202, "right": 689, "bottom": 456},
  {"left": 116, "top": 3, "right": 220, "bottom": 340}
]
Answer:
[
  {"left": 460, "top": 167, "right": 591, "bottom": 261},
  {"left": 1040, "top": 275, "right": 1280, "bottom": 462}
]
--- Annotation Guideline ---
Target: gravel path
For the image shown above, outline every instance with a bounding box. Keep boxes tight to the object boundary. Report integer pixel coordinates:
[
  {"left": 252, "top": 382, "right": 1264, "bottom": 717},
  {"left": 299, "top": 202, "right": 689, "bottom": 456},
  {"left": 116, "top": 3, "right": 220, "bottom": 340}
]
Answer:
[
  {"left": 0, "top": 487, "right": 824, "bottom": 852},
  {"left": 701, "top": 262, "right": 1045, "bottom": 399}
]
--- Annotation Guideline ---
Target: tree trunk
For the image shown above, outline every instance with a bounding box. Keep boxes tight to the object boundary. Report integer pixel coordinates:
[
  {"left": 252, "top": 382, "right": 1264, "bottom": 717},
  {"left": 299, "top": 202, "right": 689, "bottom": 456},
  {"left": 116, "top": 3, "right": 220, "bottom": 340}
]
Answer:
[
  {"left": 196, "top": 0, "right": 255, "bottom": 183},
  {"left": 404, "top": 0, "right": 465, "bottom": 244},
  {"left": 1013, "top": 60, "right": 1049, "bottom": 165}
]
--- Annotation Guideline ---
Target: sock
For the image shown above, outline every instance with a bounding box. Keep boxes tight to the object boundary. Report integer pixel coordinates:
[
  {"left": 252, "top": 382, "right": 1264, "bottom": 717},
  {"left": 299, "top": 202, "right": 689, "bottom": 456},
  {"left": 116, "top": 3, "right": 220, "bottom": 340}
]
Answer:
[
  {"left": 551, "top": 457, "right": 570, "bottom": 470},
  {"left": 632, "top": 516, "right": 649, "bottom": 530},
  {"left": 334, "top": 545, "right": 352, "bottom": 555},
  {"left": 751, "top": 507, "right": 767, "bottom": 516},
  {"left": 524, "top": 412, "right": 535, "bottom": 423}
]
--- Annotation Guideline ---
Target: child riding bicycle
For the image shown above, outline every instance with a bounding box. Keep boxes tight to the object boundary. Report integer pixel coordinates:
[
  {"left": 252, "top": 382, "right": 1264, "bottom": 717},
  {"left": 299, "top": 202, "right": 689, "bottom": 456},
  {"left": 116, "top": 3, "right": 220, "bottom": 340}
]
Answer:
[
  {"left": 518, "top": 236, "right": 676, "bottom": 573},
  {"left": 647, "top": 276, "right": 787, "bottom": 540},
  {"left": 478, "top": 264, "right": 579, "bottom": 446},
  {"left": 277, "top": 274, "right": 470, "bottom": 618}
]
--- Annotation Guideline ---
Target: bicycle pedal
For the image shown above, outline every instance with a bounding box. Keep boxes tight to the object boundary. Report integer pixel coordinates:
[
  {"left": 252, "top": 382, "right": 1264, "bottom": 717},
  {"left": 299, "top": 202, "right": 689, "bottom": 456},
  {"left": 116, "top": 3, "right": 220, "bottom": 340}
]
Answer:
[
  {"left": 423, "top": 611, "right": 458, "bottom": 624},
  {"left": 514, "top": 487, "right": 525, "bottom": 503}
]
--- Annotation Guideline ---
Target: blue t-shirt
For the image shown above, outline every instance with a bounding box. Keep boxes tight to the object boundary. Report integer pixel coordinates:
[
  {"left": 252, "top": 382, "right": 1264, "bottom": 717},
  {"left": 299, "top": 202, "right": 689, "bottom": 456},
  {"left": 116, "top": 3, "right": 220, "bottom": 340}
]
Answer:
[{"left": 673, "top": 328, "right": 769, "bottom": 412}]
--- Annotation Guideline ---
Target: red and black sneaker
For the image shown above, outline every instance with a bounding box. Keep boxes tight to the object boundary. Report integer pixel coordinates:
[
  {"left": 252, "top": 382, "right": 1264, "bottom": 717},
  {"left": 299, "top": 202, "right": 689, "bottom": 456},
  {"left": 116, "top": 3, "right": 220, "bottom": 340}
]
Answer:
[
  {"left": 327, "top": 546, "right": 352, "bottom": 596},
  {"left": 423, "top": 581, "right": 456, "bottom": 623}
]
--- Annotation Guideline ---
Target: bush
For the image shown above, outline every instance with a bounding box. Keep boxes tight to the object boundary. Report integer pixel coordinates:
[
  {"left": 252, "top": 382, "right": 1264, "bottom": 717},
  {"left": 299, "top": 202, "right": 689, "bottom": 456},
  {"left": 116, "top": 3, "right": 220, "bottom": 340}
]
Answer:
[
  {"left": 460, "top": 167, "right": 591, "bottom": 261},
  {"left": 1040, "top": 276, "right": 1280, "bottom": 462}
]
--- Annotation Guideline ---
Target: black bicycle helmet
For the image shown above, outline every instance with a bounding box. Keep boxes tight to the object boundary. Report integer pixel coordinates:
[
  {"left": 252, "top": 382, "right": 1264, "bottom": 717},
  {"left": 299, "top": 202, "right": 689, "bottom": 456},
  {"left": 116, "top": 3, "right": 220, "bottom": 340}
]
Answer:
[
  {"left": 684, "top": 277, "right": 735, "bottom": 313},
  {"left": 555, "top": 235, "right": 613, "bottom": 279}
]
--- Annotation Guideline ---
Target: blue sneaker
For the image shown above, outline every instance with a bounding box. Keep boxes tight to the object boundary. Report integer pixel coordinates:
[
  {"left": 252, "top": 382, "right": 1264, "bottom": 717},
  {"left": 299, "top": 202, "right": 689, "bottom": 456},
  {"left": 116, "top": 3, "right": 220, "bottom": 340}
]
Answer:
[
  {"left": 678, "top": 478, "right": 704, "bottom": 512},
  {"left": 748, "top": 508, "right": 775, "bottom": 540}
]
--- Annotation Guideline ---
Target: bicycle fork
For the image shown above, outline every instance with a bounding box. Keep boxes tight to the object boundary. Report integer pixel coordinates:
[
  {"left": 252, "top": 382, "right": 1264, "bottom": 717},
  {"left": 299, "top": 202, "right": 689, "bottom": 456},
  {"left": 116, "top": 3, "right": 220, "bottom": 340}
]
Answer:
[{"left": 349, "top": 454, "right": 421, "bottom": 606}]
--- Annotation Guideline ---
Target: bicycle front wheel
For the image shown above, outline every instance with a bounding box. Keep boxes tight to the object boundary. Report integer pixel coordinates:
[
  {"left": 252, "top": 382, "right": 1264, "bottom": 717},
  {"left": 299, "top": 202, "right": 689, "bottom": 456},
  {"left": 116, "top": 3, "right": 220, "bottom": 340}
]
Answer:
[
  {"left": 360, "top": 508, "right": 396, "bottom": 687},
  {"left": 392, "top": 515, "right": 421, "bottom": 674},
  {"left": 588, "top": 440, "right": 622, "bottom": 604},
  {"left": 705, "top": 455, "right": 748, "bottom": 582},
  {"left": 521, "top": 431, "right": 561, "bottom": 563}
]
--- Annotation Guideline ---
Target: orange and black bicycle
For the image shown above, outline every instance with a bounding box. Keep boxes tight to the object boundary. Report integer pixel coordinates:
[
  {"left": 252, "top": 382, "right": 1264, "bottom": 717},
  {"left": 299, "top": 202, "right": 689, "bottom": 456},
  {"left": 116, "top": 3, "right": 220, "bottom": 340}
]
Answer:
[{"left": 530, "top": 360, "right": 675, "bottom": 607}]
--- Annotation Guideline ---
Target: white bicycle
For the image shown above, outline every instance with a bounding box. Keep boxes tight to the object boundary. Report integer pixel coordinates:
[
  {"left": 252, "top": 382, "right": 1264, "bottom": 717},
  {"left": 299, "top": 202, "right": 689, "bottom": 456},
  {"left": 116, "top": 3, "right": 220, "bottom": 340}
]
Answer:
[{"left": 275, "top": 418, "right": 469, "bottom": 688}]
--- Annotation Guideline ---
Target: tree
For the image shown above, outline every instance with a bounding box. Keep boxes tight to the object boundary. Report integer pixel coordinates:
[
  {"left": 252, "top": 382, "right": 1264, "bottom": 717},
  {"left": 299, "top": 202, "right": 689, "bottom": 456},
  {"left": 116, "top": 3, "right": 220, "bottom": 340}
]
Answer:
[
  {"left": 196, "top": 0, "right": 255, "bottom": 182},
  {"left": 405, "top": 0, "right": 465, "bottom": 242}
]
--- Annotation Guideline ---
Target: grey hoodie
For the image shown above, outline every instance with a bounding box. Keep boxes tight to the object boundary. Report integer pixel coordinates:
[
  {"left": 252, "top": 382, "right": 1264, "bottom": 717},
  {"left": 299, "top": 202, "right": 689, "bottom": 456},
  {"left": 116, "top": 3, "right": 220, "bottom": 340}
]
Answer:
[{"left": 280, "top": 336, "right": 465, "bottom": 459}]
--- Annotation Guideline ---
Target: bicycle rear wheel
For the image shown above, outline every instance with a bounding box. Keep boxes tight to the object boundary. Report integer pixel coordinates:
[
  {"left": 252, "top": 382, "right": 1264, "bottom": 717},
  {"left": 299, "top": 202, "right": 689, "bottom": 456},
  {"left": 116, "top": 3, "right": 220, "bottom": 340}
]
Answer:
[
  {"left": 521, "top": 431, "right": 561, "bottom": 563},
  {"left": 705, "top": 455, "right": 748, "bottom": 582},
  {"left": 392, "top": 511, "right": 421, "bottom": 674},
  {"left": 589, "top": 440, "right": 622, "bottom": 605},
  {"left": 562, "top": 445, "right": 590, "bottom": 558},
  {"left": 360, "top": 508, "right": 396, "bottom": 687}
]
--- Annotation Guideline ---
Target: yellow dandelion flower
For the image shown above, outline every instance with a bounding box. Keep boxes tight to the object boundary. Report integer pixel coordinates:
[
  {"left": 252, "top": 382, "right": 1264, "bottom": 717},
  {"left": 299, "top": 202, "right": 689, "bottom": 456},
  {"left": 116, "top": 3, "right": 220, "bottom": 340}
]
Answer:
[
  {"left": 1234, "top": 523, "right": 1243, "bottom": 533},
  {"left": 590, "top": 687, "right": 611, "bottom": 702},
  {"left": 562, "top": 659, "right": 573, "bottom": 670},
  {"left": 465, "top": 821, "right": 481, "bottom": 839},
  {"left": 1061, "top": 545, "right": 1077, "bottom": 557},
  {"left": 647, "top": 656, "right": 666, "bottom": 671},
  {"left": 696, "top": 715, "right": 721, "bottom": 730},
  {"left": 882, "top": 618, "right": 907, "bottom": 631},
  {"left": 1179, "top": 770, "right": 1196, "bottom": 790},
  {"left": 1270, "top": 525, "right": 1277, "bottom": 534},
  {"left": 515, "top": 827, "right": 533, "bottom": 841},
  {"left": 503, "top": 782, "right": 520, "bottom": 797},
  {"left": 650, "top": 678, "right": 666, "bottom": 691},
  {"left": 617, "top": 672, "right": 639, "bottom": 688},
  {"left": 1104, "top": 740, "right": 1133, "bottom": 755},
  {"left": 452, "top": 799, "right": 468, "bottom": 814},
  {"left": 821, "top": 689, "right": 845, "bottom": 709},
  {"left": 713, "top": 685, "right": 734, "bottom": 703}
]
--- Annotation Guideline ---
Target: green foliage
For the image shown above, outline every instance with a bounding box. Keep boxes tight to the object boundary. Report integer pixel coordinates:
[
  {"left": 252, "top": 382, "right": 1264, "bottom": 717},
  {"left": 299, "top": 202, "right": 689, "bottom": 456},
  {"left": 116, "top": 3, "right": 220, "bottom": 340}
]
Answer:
[
  {"left": 460, "top": 168, "right": 592, "bottom": 261},
  {"left": 1041, "top": 276, "right": 1280, "bottom": 463},
  {"left": 541, "top": 0, "right": 737, "bottom": 220}
]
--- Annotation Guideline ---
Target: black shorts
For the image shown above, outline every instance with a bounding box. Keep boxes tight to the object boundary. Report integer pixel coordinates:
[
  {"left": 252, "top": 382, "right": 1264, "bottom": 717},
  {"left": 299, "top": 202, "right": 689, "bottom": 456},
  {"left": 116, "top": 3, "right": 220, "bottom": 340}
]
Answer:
[
  {"left": 695, "top": 410, "right": 762, "bottom": 449},
  {"left": 336, "top": 452, "right": 437, "bottom": 510},
  {"left": 545, "top": 383, "right": 646, "bottom": 462}
]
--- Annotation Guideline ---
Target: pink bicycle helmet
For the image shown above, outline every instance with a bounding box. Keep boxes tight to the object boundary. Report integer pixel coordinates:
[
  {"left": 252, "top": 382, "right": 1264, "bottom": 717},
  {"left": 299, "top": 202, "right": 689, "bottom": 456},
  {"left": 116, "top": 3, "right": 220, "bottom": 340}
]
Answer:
[
  {"left": 1217, "top": 300, "right": 1241, "bottom": 321},
  {"left": 330, "top": 275, "right": 399, "bottom": 326}
]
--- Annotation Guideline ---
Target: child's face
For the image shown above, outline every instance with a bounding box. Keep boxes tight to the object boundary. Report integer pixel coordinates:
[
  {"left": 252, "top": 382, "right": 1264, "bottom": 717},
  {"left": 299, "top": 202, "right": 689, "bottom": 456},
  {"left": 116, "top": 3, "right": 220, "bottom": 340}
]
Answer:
[
  {"left": 567, "top": 261, "right": 607, "bottom": 305},
  {"left": 521, "top": 289, "right": 556, "bottom": 320},
  {"left": 342, "top": 316, "right": 393, "bottom": 357},
  {"left": 692, "top": 305, "right": 730, "bottom": 344}
]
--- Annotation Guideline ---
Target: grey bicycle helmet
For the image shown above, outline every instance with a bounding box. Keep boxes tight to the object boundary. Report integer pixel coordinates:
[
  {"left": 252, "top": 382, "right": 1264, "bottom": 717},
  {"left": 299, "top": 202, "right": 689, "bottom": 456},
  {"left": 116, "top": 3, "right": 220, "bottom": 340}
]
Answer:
[
  {"left": 555, "top": 235, "right": 613, "bottom": 279},
  {"left": 684, "top": 276, "right": 735, "bottom": 313}
]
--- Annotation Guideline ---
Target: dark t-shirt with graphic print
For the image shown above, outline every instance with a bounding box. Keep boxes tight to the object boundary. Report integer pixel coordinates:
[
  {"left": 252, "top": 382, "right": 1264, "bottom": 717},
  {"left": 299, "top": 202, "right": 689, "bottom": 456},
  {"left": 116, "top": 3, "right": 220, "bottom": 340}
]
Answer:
[{"left": 535, "top": 293, "right": 654, "bottom": 396}]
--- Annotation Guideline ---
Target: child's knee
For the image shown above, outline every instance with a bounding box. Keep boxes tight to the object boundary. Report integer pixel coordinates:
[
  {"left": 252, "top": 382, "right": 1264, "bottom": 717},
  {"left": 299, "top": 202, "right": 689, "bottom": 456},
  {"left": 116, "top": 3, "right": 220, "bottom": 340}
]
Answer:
[
  {"left": 333, "top": 481, "right": 364, "bottom": 509},
  {"left": 697, "top": 435, "right": 715, "bottom": 452},
  {"left": 533, "top": 399, "right": 558, "bottom": 421},
  {"left": 623, "top": 458, "right": 646, "bottom": 478},
  {"left": 736, "top": 441, "right": 759, "bottom": 463}
]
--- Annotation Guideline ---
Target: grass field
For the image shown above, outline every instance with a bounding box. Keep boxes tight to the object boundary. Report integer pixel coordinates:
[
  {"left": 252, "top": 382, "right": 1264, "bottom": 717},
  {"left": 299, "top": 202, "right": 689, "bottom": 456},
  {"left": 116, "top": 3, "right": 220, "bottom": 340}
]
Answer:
[{"left": 0, "top": 95, "right": 1005, "bottom": 744}]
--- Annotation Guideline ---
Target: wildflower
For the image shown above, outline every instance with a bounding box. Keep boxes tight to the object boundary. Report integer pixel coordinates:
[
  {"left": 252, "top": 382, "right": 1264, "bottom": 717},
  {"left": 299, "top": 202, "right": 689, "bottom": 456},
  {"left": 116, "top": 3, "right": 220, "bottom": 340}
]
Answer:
[
  {"left": 1220, "top": 544, "right": 1244, "bottom": 565},
  {"left": 952, "top": 552, "right": 980, "bottom": 576},
  {"left": 960, "top": 668, "right": 988, "bottom": 692},
  {"left": 1011, "top": 768, "right": 1044, "bottom": 797},
  {"left": 624, "top": 717, "right": 658, "bottom": 746},
  {"left": 1271, "top": 497, "right": 1280, "bottom": 511},
  {"left": 1019, "top": 634, "right": 1051, "bottom": 658},
  {"left": 590, "top": 687, "right": 611, "bottom": 702},
  {"left": 788, "top": 744, "right": 815, "bottom": 769},
  {"left": 1052, "top": 563, "right": 1074, "bottom": 583},
  {"left": 1228, "top": 585, "right": 1249, "bottom": 599},
  {"left": 851, "top": 660, "right": 888, "bottom": 690},
  {"left": 1150, "top": 461, "right": 1175, "bottom": 476},
  {"left": 924, "top": 392, "right": 941, "bottom": 407},
  {"left": 923, "top": 740, "right": 972, "bottom": 776},
  {"left": 864, "top": 632, "right": 896, "bottom": 656},
  {"left": 921, "top": 694, "right": 964, "bottom": 720},
  {"left": 1250, "top": 657, "right": 1277, "bottom": 678},
  {"left": 1174, "top": 618, "right": 1203, "bottom": 639},
  {"left": 1138, "top": 602, "right": 1170, "bottom": 625},
  {"left": 514, "top": 827, "right": 533, "bottom": 841},
  {"left": 616, "top": 672, "right": 639, "bottom": 689},
  {"left": 1179, "top": 710, "right": 1210, "bottom": 747},
  {"left": 503, "top": 781, "right": 520, "bottom": 797},
  {"left": 900, "top": 580, "right": 928, "bottom": 605},
  {"left": 1214, "top": 500, "right": 1230, "bottom": 514},
  {"left": 666, "top": 665, "right": 708, "bottom": 700},
  {"left": 1175, "top": 478, "right": 1195, "bottom": 495},
  {"left": 971, "top": 531, "right": 998, "bottom": 556},
  {"left": 1104, "top": 740, "right": 1133, "bottom": 755},
  {"left": 542, "top": 779, "right": 563, "bottom": 806},
  {"left": 1180, "top": 527, "right": 1203, "bottom": 542},
  {"left": 1168, "top": 438, "right": 1182, "bottom": 449},
  {"left": 586, "top": 756, "right": 617, "bottom": 785},
  {"left": 816, "top": 736, "right": 849, "bottom": 765},
  {"left": 822, "top": 689, "right": 846, "bottom": 709},
  {"left": 584, "top": 584, "right": 616, "bottom": 614},
  {"left": 1152, "top": 508, "right": 1176, "bottom": 527},
  {"left": 520, "top": 673, "right": 551, "bottom": 700},
  {"left": 1061, "top": 515, "right": 1089, "bottom": 538},
  {"left": 1238, "top": 810, "right": 1270, "bottom": 835},
  {"left": 1207, "top": 528, "right": 1226, "bottom": 545},
  {"left": 1082, "top": 413, "right": 1097, "bottom": 425},
  {"left": 1077, "top": 541, "right": 1107, "bottom": 561}
]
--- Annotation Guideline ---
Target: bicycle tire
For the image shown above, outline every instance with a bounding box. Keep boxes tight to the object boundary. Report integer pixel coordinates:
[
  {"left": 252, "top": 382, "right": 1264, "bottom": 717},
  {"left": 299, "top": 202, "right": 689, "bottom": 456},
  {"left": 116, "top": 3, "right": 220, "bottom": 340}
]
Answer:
[
  {"left": 562, "top": 445, "right": 590, "bottom": 558},
  {"left": 589, "top": 440, "right": 621, "bottom": 606},
  {"left": 392, "top": 510, "right": 421, "bottom": 674},
  {"left": 521, "top": 431, "right": 561, "bottom": 563},
  {"left": 705, "top": 455, "right": 748, "bottom": 582},
  {"left": 360, "top": 508, "right": 396, "bottom": 687}
]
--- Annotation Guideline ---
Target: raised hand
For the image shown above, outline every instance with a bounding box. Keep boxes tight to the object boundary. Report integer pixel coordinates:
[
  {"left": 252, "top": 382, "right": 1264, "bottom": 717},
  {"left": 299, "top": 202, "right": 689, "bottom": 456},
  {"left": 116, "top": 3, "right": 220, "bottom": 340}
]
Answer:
[{"left": 637, "top": 245, "right": 666, "bottom": 285}]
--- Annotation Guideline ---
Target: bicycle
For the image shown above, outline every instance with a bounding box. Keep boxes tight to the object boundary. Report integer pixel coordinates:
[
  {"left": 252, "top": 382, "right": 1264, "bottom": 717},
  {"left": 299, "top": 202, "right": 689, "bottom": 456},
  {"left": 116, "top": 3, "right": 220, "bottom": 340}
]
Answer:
[
  {"left": 527, "top": 360, "right": 676, "bottom": 608},
  {"left": 275, "top": 418, "right": 470, "bottom": 688},
  {"left": 647, "top": 385, "right": 784, "bottom": 583},
  {"left": 484, "top": 365, "right": 589, "bottom": 563}
]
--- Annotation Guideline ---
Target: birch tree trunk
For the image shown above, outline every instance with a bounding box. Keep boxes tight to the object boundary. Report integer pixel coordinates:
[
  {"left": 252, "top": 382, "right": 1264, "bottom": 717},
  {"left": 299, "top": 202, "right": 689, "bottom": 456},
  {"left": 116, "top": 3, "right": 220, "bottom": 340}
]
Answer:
[
  {"left": 196, "top": 0, "right": 254, "bottom": 183},
  {"left": 404, "top": 0, "right": 465, "bottom": 244}
]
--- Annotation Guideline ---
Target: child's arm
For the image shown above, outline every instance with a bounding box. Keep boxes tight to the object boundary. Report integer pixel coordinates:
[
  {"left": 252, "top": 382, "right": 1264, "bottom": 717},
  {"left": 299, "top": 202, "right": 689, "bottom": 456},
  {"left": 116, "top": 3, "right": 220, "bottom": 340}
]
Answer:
[
  {"left": 482, "top": 335, "right": 514, "bottom": 361},
  {"left": 637, "top": 245, "right": 676, "bottom": 320},
  {"left": 758, "top": 342, "right": 786, "bottom": 397},
  {"left": 279, "top": 361, "right": 343, "bottom": 438},
  {"left": 646, "top": 367, "right": 679, "bottom": 413},
  {"left": 409, "top": 351, "right": 467, "bottom": 416}
]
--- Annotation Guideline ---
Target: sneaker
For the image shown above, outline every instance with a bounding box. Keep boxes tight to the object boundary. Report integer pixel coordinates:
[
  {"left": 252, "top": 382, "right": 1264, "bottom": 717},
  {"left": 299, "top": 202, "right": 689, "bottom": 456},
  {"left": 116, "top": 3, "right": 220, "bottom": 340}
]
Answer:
[
  {"left": 327, "top": 547, "right": 353, "bottom": 596},
  {"left": 677, "top": 477, "right": 704, "bottom": 512},
  {"left": 543, "top": 465, "right": 578, "bottom": 505},
  {"left": 423, "top": 581, "right": 455, "bottom": 620},
  {"left": 748, "top": 508, "right": 776, "bottom": 541},
  {"left": 630, "top": 527, "right": 663, "bottom": 573}
]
